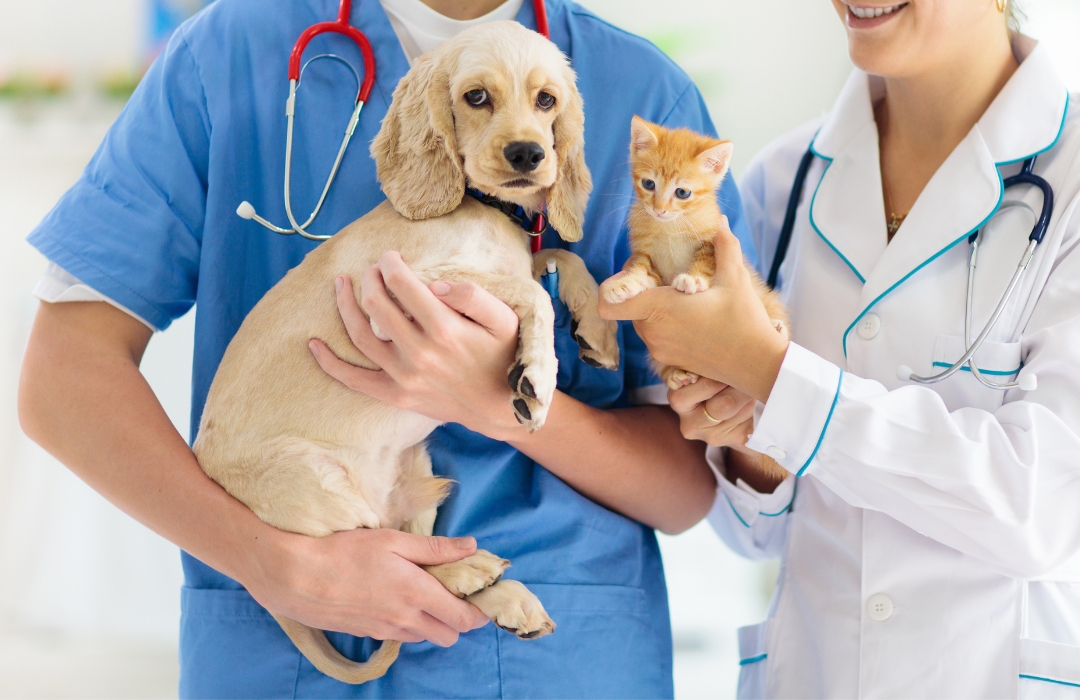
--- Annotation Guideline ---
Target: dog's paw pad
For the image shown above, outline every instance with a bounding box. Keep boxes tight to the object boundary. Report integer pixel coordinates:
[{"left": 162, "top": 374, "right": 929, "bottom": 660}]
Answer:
[
  {"left": 468, "top": 580, "right": 555, "bottom": 641},
  {"left": 427, "top": 550, "right": 511, "bottom": 599},
  {"left": 568, "top": 315, "right": 619, "bottom": 371}
]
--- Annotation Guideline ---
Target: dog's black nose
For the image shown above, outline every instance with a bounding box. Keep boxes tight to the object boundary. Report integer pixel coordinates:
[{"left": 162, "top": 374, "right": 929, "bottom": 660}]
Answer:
[{"left": 504, "top": 141, "right": 546, "bottom": 172}]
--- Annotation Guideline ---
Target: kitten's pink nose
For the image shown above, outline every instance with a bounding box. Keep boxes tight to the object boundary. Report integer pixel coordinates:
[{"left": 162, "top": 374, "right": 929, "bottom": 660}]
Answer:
[{"left": 655, "top": 208, "right": 667, "bottom": 216}]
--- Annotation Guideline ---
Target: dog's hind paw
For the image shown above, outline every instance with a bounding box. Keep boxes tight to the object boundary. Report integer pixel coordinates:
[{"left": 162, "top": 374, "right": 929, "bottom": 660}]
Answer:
[
  {"left": 467, "top": 579, "right": 555, "bottom": 640},
  {"left": 426, "top": 550, "right": 510, "bottom": 598},
  {"left": 569, "top": 317, "right": 619, "bottom": 371}
]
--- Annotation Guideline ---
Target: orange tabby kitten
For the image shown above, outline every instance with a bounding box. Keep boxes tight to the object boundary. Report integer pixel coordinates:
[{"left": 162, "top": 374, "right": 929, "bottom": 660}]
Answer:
[{"left": 603, "top": 117, "right": 790, "bottom": 480}]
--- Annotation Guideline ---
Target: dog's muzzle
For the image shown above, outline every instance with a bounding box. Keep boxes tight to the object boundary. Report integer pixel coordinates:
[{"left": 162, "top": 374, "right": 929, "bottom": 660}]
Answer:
[{"left": 504, "top": 141, "right": 546, "bottom": 172}]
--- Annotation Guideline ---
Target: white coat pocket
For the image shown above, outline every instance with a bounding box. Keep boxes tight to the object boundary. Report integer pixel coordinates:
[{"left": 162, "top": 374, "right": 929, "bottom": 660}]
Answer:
[
  {"left": 1019, "top": 638, "right": 1080, "bottom": 699},
  {"left": 737, "top": 619, "right": 770, "bottom": 700},
  {"left": 928, "top": 335, "right": 1024, "bottom": 413}
]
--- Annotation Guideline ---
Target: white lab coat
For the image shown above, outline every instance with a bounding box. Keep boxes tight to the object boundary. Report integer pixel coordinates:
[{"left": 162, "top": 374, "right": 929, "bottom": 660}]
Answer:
[{"left": 710, "top": 35, "right": 1080, "bottom": 698}]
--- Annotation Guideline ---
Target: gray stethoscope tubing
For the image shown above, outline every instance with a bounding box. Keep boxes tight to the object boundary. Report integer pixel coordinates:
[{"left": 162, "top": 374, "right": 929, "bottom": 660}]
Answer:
[
  {"left": 237, "top": 54, "right": 364, "bottom": 241},
  {"left": 772, "top": 151, "right": 1053, "bottom": 392}
]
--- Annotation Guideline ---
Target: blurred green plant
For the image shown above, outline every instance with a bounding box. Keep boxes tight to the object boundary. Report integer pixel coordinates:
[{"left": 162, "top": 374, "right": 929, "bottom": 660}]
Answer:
[
  {"left": 99, "top": 70, "right": 144, "bottom": 101},
  {"left": 0, "top": 72, "right": 70, "bottom": 100},
  {"left": 644, "top": 27, "right": 725, "bottom": 103}
]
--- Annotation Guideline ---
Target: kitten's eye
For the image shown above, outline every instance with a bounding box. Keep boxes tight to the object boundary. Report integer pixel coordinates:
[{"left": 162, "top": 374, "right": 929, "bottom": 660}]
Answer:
[
  {"left": 641, "top": 179, "right": 656, "bottom": 191},
  {"left": 465, "top": 89, "right": 489, "bottom": 107},
  {"left": 674, "top": 188, "right": 691, "bottom": 199},
  {"left": 536, "top": 91, "right": 556, "bottom": 110}
]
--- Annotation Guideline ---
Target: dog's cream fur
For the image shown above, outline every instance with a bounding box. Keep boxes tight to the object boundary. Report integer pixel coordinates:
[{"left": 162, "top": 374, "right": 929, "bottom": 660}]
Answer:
[{"left": 192, "top": 22, "right": 618, "bottom": 685}]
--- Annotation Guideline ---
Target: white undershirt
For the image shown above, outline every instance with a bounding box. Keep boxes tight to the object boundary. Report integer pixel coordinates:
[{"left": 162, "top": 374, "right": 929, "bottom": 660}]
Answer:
[
  {"left": 34, "top": 0, "right": 525, "bottom": 330},
  {"left": 380, "top": 0, "right": 524, "bottom": 63}
]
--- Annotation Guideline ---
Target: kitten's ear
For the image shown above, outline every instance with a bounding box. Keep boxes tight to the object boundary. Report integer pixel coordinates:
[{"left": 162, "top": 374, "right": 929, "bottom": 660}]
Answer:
[
  {"left": 630, "top": 116, "right": 659, "bottom": 154},
  {"left": 698, "top": 141, "right": 733, "bottom": 179}
]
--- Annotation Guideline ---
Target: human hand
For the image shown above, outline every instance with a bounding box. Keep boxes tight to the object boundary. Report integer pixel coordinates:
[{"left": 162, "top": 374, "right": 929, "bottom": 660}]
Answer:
[
  {"left": 308, "top": 251, "right": 523, "bottom": 439},
  {"left": 599, "top": 218, "right": 788, "bottom": 403},
  {"left": 668, "top": 376, "right": 756, "bottom": 450},
  {"left": 245, "top": 528, "right": 490, "bottom": 646}
]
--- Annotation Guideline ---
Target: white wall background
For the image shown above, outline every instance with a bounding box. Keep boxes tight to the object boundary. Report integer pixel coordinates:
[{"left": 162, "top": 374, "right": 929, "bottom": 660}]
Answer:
[{"left": 0, "top": 1, "right": 1077, "bottom": 698}]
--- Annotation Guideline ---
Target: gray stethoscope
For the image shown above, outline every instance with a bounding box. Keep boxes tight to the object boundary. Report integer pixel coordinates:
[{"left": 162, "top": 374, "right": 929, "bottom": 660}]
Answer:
[{"left": 768, "top": 151, "right": 1053, "bottom": 392}]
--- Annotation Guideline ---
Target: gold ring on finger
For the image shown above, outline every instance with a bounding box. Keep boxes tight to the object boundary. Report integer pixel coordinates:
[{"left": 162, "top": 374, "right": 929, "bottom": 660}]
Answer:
[{"left": 702, "top": 404, "right": 722, "bottom": 424}]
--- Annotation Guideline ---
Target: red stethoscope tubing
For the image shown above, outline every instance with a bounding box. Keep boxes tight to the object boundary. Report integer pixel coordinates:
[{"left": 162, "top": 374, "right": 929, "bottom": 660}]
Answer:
[{"left": 288, "top": 0, "right": 550, "bottom": 106}]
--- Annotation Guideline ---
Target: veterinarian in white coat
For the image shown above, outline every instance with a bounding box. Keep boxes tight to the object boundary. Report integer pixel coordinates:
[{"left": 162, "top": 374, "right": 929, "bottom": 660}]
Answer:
[{"left": 602, "top": 1, "right": 1080, "bottom": 697}]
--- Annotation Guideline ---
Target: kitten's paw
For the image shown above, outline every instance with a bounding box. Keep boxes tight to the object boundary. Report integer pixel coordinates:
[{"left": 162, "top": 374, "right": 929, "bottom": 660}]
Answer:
[
  {"left": 772, "top": 318, "right": 789, "bottom": 339},
  {"left": 467, "top": 579, "right": 555, "bottom": 640},
  {"left": 665, "top": 369, "right": 699, "bottom": 390},
  {"left": 426, "top": 550, "right": 510, "bottom": 598},
  {"left": 673, "top": 273, "right": 711, "bottom": 294},
  {"left": 600, "top": 273, "right": 656, "bottom": 304}
]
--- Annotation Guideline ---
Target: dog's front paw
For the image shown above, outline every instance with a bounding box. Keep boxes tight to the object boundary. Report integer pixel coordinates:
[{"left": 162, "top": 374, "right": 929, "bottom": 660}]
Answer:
[
  {"left": 600, "top": 273, "right": 656, "bottom": 304},
  {"left": 672, "top": 273, "right": 711, "bottom": 294},
  {"left": 467, "top": 579, "right": 555, "bottom": 640},
  {"left": 426, "top": 550, "right": 510, "bottom": 598},
  {"left": 507, "top": 347, "right": 556, "bottom": 433},
  {"left": 569, "top": 316, "right": 619, "bottom": 370}
]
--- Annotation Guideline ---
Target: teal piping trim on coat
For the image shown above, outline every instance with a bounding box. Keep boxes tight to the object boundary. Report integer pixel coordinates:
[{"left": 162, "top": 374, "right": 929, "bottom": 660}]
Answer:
[
  {"left": 841, "top": 170, "right": 1006, "bottom": 358},
  {"left": 721, "top": 488, "right": 795, "bottom": 529},
  {"left": 997, "top": 93, "right": 1070, "bottom": 166},
  {"left": 796, "top": 371, "right": 844, "bottom": 477},
  {"left": 806, "top": 145, "right": 867, "bottom": 284},
  {"left": 740, "top": 654, "right": 768, "bottom": 666},
  {"left": 1020, "top": 674, "right": 1080, "bottom": 689},
  {"left": 932, "top": 361, "right": 1022, "bottom": 376}
]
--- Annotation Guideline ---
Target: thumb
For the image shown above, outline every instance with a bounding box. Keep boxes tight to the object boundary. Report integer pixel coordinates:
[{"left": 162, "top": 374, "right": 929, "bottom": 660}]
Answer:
[
  {"left": 712, "top": 216, "right": 747, "bottom": 286},
  {"left": 430, "top": 280, "right": 518, "bottom": 338},
  {"left": 388, "top": 531, "right": 478, "bottom": 566}
]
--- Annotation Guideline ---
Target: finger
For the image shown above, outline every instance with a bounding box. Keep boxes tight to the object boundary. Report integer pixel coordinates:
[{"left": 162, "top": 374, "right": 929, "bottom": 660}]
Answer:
[
  {"left": 308, "top": 339, "right": 398, "bottom": 401},
  {"left": 430, "top": 280, "right": 518, "bottom": 339},
  {"left": 385, "top": 531, "right": 478, "bottom": 566},
  {"left": 667, "top": 377, "right": 728, "bottom": 414},
  {"left": 377, "top": 251, "right": 449, "bottom": 331},
  {"left": 334, "top": 276, "right": 395, "bottom": 367},
  {"left": 712, "top": 220, "right": 748, "bottom": 285},
  {"left": 702, "top": 385, "right": 755, "bottom": 424},
  {"left": 400, "top": 608, "right": 461, "bottom": 648},
  {"left": 598, "top": 285, "right": 675, "bottom": 322},
  {"left": 360, "top": 265, "right": 420, "bottom": 345},
  {"left": 697, "top": 397, "right": 755, "bottom": 438},
  {"left": 419, "top": 588, "right": 490, "bottom": 636}
]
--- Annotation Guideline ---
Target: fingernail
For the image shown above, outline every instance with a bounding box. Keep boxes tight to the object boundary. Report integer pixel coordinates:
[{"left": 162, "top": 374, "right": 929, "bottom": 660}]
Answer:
[
  {"left": 335, "top": 276, "right": 344, "bottom": 293},
  {"left": 308, "top": 340, "right": 321, "bottom": 355},
  {"left": 453, "top": 536, "right": 476, "bottom": 550},
  {"left": 431, "top": 280, "right": 451, "bottom": 296}
]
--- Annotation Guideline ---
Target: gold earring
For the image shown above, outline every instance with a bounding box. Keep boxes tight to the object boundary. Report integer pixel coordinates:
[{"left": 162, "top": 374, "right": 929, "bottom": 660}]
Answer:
[{"left": 997, "top": 0, "right": 1006, "bottom": 12}]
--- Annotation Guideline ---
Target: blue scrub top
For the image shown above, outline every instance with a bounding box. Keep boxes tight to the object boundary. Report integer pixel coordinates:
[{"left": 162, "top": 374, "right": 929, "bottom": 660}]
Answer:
[{"left": 28, "top": 0, "right": 751, "bottom": 697}]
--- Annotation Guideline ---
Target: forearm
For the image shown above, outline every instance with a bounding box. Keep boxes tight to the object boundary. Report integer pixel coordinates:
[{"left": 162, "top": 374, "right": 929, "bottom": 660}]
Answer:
[
  {"left": 499, "top": 392, "right": 714, "bottom": 534},
  {"left": 18, "top": 302, "right": 280, "bottom": 589}
]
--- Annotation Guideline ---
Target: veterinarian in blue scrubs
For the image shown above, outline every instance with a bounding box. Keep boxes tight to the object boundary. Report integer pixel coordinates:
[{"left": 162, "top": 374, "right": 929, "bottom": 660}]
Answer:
[{"left": 24, "top": 0, "right": 750, "bottom": 697}]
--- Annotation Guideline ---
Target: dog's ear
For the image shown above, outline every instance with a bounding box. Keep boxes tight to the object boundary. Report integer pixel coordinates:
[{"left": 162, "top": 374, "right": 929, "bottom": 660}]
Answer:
[
  {"left": 545, "top": 67, "right": 592, "bottom": 243},
  {"left": 371, "top": 52, "right": 463, "bottom": 220}
]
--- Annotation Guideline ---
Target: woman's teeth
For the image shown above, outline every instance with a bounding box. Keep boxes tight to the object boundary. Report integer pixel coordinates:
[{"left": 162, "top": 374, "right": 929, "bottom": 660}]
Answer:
[{"left": 850, "top": 4, "right": 904, "bottom": 19}]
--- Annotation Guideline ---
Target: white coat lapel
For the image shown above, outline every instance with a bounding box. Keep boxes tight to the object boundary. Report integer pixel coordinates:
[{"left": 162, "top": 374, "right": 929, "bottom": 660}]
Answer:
[{"left": 807, "top": 71, "right": 888, "bottom": 285}]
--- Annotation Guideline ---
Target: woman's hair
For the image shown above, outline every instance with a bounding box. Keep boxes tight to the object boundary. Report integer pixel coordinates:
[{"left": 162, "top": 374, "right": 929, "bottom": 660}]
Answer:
[{"left": 1007, "top": 0, "right": 1025, "bottom": 32}]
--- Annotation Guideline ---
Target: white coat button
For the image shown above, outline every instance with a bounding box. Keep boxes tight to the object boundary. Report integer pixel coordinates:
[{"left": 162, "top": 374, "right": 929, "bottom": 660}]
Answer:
[
  {"left": 765, "top": 446, "right": 786, "bottom": 461},
  {"left": 857, "top": 313, "right": 881, "bottom": 340},
  {"left": 867, "top": 593, "right": 893, "bottom": 621}
]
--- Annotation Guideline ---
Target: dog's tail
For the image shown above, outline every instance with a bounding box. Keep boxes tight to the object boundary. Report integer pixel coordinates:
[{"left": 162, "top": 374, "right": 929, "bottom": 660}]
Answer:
[{"left": 273, "top": 614, "right": 400, "bottom": 684}]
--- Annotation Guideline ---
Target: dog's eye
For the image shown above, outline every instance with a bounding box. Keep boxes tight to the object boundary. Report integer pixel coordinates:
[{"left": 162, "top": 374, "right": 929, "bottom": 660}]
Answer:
[
  {"left": 464, "top": 89, "right": 489, "bottom": 107},
  {"left": 536, "top": 91, "right": 556, "bottom": 110},
  {"left": 675, "top": 188, "right": 691, "bottom": 199},
  {"left": 641, "top": 179, "right": 655, "bottom": 191}
]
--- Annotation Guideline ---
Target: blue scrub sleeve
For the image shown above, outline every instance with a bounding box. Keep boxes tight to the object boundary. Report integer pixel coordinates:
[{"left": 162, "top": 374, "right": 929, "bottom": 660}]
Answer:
[{"left": 27, "top": 30, "right": 208, "bottom": 331}]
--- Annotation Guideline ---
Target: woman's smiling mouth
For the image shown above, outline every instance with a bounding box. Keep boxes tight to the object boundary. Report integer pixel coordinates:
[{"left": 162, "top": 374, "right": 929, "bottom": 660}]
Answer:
[{"left": 846, "top": 2, "right": 908, "bottom": 28}]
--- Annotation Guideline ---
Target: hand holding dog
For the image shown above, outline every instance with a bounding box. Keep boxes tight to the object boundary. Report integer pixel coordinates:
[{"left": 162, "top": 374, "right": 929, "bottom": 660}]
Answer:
[
  {"left": 309, "top": 251, "right": 523, "bottom": 440},
  {"left": 599, "top": 219, "right": 789, "bottom": 403},
  {"left": 248, "top": 528, "right": 490, "bottom": 647}
]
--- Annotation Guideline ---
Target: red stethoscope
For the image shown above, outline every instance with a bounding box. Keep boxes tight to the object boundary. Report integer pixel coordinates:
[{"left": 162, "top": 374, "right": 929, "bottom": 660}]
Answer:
[{"left": 238, "top": 0, "right": 551, "bottom": 250}]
